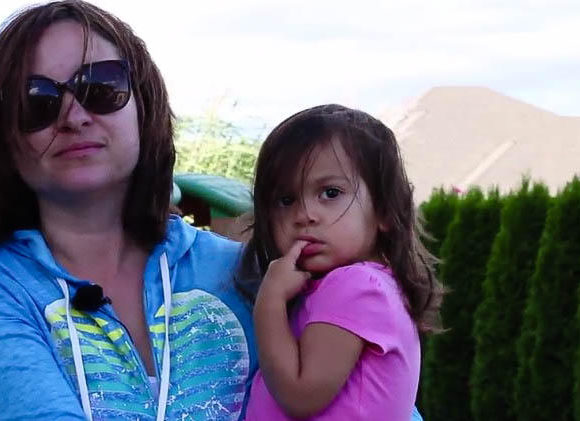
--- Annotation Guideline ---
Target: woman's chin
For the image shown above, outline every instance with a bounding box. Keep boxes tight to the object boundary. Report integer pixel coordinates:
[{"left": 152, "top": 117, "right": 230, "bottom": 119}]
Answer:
[{"left": 37, "top": 173, "right": 130, "bottom": 199}]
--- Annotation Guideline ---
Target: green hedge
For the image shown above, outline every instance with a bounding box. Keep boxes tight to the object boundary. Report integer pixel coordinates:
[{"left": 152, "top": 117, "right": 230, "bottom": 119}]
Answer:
[
  {"left": 418, "top": 177, "right": 580, "bottom": 420},
  {"left": 420, "top": 188, "right": 460, "bottom": 260},
  {"left": 417, "top": 188, "right": 460, "bottom": 411},
  {"left": 471, "top": 181, "right": 551, "bottom": 421},
  {"left": 515, "top": 177, "right": 580, "bottom": 420},
  {"left": 421, "top": 188, "right": 502, "bottom": 421}
]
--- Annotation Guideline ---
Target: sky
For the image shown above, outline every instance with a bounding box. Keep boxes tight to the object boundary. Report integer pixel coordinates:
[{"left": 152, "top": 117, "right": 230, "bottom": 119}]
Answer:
[{"left": 1, "top": 0, "right": 579, "bottom": 137}]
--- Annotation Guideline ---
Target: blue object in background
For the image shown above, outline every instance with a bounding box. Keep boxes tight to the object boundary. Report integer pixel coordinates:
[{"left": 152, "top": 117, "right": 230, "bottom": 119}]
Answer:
[{"left": 412, "top": 406, "right": 424, "bottom": 421}]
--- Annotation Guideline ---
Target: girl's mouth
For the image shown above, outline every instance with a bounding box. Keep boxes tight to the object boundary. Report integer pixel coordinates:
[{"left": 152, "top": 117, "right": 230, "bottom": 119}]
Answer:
[{"left": 300, "top": 242, "right": 323, "bottom": 257}]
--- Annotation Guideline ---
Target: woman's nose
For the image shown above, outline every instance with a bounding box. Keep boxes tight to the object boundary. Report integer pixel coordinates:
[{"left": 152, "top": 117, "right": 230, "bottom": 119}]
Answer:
[{"left": 56, "top": 92, "right": 94, "bottom": 132}]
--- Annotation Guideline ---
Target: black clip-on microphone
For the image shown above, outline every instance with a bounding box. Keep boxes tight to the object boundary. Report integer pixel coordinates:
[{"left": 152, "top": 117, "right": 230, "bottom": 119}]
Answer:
[{"left": 71, "top": 284, "right": 112, "bottom": 312}]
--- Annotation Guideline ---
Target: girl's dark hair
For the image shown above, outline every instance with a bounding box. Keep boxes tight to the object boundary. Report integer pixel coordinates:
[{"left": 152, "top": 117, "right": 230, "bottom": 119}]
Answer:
[
  {"left": 239, "top": 104, "right": 444, "bottom": 333},
  {"left": 0, "top": 0, "right": 175, "bottom": 248}
]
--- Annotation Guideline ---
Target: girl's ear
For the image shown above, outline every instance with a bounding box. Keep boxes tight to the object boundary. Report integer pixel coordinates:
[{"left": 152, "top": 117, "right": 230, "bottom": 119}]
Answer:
[{"left": 378, "top": 221, "right": 389, "bottom": 233}]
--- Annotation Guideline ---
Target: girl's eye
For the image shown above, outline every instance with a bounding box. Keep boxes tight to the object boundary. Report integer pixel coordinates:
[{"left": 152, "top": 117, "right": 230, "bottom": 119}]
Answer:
[
  {"left": 321, "top": 187, "right": 342, "bottom": 199},
  {"left": 276, "top": 195, "right": 295, "bottom": 207}
]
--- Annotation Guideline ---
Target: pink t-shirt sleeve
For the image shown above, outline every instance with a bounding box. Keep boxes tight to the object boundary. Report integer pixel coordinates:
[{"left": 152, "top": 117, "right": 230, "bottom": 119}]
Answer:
[{"left": 301, "top": 263, "right": 407, "bottom": 355}]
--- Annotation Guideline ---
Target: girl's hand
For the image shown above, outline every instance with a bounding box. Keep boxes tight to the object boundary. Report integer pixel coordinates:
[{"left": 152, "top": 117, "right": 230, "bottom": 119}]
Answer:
[{"left": 258, "top": 240, "right": 311, "bottom": 302}]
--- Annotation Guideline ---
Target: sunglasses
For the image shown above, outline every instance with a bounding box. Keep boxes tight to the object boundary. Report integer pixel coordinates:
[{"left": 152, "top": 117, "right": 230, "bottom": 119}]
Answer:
[{"left": 21, "top": 59, "right": 131, "bottom": 132}]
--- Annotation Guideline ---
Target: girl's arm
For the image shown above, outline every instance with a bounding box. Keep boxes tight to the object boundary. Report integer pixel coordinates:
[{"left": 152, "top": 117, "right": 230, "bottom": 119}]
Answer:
[{"left": 254, "top": 241, "right": 364, "bottom": 418}]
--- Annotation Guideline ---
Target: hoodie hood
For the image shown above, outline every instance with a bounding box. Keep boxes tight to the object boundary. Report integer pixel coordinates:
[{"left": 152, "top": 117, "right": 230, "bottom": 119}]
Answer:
[
  {"left": 150, "top": 215, "right": 197, "bottom": 267},
  {"left": 8, "top": 229, "right": 70, "bottom": 281},
  {"left": 3, "top": 214, "right": 196, "bottom": 287}
]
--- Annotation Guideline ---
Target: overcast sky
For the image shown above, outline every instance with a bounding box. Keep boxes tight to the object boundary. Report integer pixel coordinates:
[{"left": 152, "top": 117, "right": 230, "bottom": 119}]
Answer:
[{"left": 1, "top": 0, "right": 579, "bottom": 135}]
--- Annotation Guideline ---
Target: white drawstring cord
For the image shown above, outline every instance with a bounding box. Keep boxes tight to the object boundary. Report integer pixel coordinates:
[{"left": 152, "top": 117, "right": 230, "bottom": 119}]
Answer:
[
  {"left": 58, "top": 251, "right": 172, "bottom": 421},
  {"left": 57, "top": 278, "right": 93, "bottom": 421},
  {"left": 157, "top": 252, "right": 172, "bottom": 421}
]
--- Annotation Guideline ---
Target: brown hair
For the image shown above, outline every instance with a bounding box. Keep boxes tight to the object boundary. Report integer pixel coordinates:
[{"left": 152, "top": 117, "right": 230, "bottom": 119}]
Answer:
[
  {"left": 0, "top": 0, "right": 175, "bottom": 248},
  {"left": 239, "top": 104, "right": 444, "bottom": 333}
]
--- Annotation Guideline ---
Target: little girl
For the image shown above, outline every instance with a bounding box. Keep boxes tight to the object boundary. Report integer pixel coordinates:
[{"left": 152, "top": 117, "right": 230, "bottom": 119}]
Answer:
[{"left": 240, "top": 104, "right": 443, "bottom": 420}]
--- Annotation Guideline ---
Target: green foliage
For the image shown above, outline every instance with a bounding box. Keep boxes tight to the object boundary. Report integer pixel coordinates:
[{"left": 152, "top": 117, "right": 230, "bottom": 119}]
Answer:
[
  {"left": 421, "top": 188, "right": 502, "bottom": 421},
  {"left": 515, "top": 177, "right": 580, "bottom": 421},
  {"left": 471, "top": 180, "right": 551, "bottom": 421},
  {"left": 419, "top": 188, "right": 461, "bottom": 259},
  {"left": 417, "top": 187, "right": 460, "bottom": 413},
  {"left": 513, "top": 283, "right": 538, "bottom": 420},
  {"left": 174, "top": 112, "right": 262, "bottom": 185}
]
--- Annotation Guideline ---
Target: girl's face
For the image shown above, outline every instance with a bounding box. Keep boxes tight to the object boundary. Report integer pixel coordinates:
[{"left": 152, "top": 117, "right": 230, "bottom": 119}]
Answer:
[
  {"left": 12, "top": 20, "right": 140, "bottom": 202},
  {"left": 272, "top": 138, "right": 386, "bottom": 274}
]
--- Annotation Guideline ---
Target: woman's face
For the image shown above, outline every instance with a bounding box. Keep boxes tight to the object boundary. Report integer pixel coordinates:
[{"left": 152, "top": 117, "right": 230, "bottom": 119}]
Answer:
[{"left": 13, "top": 20, "right": 140, "bottom": 201}]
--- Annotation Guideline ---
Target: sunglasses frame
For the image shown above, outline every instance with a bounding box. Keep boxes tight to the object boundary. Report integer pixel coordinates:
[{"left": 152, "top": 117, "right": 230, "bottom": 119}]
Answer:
[{"left": 21, "top": 59, "right": 131, "bottom": 132}]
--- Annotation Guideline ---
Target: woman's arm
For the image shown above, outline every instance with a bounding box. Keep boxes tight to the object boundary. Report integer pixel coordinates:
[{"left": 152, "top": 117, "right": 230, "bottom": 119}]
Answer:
[
  {"left": 0, "top": 287, "right": 86, "bottom": 420},
  {"left": 254, "top": 241, "right": 364, "bottom": 418}
]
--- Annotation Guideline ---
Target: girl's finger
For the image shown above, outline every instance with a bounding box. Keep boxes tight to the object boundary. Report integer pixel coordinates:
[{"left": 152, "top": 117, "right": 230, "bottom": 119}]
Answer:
[{"left": 285, "top": 240, "right": 310, "bottom": 264}]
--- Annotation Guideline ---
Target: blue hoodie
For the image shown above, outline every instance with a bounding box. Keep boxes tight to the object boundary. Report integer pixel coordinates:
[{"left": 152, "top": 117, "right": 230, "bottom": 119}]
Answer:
[{"left": 0, "top": 215, "right": 257, "bottom": 420}]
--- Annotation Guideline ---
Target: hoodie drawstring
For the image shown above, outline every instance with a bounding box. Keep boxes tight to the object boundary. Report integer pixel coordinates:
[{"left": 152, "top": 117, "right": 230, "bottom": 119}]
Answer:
[
  {"left": 57, "top": 277, "right": 93, "bottom": 421},
  {"left": 57, "top": 252, "right": 172, "bottom": 421},
  {"left": 157, "top": 252, "right": 172, "bottom": 421}
]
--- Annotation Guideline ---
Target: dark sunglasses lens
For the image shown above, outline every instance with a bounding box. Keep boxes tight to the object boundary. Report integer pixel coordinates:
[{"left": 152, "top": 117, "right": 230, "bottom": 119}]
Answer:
[
  {"left": 78, "top": 61, "right": 130, "bottom": 114},
  {"left": 21, "top": 78, "right": 61, "bottom": 132}
]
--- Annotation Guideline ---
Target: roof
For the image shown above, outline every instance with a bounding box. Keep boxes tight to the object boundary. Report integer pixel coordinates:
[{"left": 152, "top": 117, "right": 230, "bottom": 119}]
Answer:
[{"left": 173, "top": 173, "right": 252, "bottom": 218}]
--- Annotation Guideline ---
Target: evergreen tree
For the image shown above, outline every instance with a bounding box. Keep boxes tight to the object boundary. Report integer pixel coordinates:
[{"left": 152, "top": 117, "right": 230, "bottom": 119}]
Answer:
[
  {"left": 420, "top": 188, "right": 460, "bottom": 259},
  {"left": 513, "top": 276, "right": 539, "bottom": 419},
  {"left": 417, "top": 188, "right": 459, "bottom": 413},
  {"left": 471, "top": 181, "right": 550, "bottom": 421},
  {"left": 516, "top": 177, "right": 580, "bottom": 420},
  {"left": 421, "top": 189, "right": 502, "bottom": 421}
]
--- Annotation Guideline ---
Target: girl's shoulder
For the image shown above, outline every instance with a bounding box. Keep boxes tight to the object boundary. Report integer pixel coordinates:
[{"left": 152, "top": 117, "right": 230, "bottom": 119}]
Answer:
[
  {"left": 317, "top": 261, "right": 397, "bottom": 291},
  {"left": 304, "top": 261, "right": 402, "bottom": 309},
  {"left": 327, "top": 260, "right": 391, "bottom": 275},
  {"left": 298, "top": 261, "right": 418, "bottom": 357}
]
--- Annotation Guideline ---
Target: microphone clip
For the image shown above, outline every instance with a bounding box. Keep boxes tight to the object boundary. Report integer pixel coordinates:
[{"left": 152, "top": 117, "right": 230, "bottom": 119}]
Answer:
[{"left": 71, "top": 284, "right": 112, "bottom": 312}]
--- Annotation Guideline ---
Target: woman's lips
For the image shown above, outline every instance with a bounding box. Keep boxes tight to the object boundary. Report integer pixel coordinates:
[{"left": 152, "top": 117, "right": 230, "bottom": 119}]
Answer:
[{"left": 54, "top": 142, "right": 105, "bottom": 158}]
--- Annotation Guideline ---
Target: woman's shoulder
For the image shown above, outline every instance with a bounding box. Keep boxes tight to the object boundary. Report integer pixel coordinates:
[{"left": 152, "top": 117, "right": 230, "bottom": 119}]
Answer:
[
  {"left": 0, "top": 230, "right": 63, "bottom": 297},
  {"left": 161, "top": 215, "right": 243, "bottom": 261}
]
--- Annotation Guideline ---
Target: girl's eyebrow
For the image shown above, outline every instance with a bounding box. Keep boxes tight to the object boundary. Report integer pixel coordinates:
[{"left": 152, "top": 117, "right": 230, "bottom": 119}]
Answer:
[{"left": 310, "top": 174, "right": 351, "bottom": 185}]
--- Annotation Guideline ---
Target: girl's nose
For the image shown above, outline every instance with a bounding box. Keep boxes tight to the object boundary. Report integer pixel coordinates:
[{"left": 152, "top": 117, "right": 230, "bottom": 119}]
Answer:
[{"left": 294, "top": 201, "right": 318, "bottom": 225}]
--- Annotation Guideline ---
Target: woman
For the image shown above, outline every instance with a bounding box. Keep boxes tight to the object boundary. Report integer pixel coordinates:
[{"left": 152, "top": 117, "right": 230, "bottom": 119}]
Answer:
[{"left": 0, "top": 1, "right": 256, "bottom": 420}]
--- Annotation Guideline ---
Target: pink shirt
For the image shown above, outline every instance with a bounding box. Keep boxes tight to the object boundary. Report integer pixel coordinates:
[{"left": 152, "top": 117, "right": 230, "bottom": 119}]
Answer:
[{"left": 245, "top": 262, "right": 420, "bottom": 421}]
